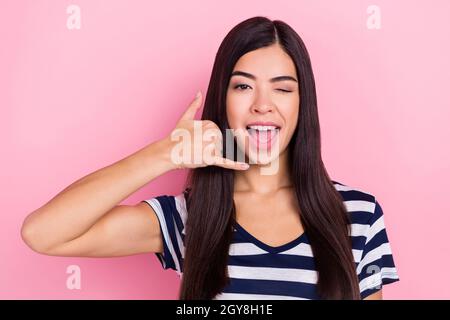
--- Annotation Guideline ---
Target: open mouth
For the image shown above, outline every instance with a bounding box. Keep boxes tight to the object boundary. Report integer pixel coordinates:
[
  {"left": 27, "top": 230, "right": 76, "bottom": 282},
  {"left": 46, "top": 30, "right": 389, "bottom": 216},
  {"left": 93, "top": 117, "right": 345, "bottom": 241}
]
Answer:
[{"left": 245, "top": 125, "right": 281, "bottom": 148}]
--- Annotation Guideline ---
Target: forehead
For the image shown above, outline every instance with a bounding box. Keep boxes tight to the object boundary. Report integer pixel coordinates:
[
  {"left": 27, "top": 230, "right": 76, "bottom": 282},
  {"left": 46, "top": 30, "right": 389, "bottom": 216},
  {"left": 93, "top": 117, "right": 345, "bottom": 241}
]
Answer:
[{"left": 232, "top": 44, "right": 297, "bottom": 79}]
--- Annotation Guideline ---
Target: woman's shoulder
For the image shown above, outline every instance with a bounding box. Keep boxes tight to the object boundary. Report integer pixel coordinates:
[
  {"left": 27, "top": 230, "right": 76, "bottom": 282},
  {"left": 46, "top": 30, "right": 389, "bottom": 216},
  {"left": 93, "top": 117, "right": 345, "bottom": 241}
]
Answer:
[{"left": 330, "top": 180, "right": 381, "bottom": 223}]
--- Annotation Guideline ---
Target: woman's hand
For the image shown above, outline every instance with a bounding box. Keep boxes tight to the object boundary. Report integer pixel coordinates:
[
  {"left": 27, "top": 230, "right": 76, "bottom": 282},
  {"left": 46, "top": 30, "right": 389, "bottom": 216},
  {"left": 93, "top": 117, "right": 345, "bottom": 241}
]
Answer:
[{"left": 162, "top": 91, "right": 249, "bottom": 171}]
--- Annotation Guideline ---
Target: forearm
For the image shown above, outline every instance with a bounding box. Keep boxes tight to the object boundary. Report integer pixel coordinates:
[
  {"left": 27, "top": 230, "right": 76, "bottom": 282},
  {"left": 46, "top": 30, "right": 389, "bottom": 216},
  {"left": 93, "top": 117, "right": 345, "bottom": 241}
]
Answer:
[{"left": 21, "top": 138, "right": 175, "bottom": 252}]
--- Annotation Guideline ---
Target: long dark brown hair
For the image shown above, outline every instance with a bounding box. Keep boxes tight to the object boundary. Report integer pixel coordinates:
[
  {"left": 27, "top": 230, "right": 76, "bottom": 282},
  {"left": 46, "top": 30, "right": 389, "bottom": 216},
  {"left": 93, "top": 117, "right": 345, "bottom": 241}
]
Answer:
[{"left": 179, "top": 16, "right": 360, "bottom": 300}]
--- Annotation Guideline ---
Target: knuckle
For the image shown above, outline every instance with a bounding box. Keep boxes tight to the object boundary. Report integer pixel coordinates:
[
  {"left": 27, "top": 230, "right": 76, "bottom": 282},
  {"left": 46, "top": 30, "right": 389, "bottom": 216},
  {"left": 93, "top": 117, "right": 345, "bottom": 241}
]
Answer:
[{"left": 202, "top": 120, "right": 214, "bottom": 127}]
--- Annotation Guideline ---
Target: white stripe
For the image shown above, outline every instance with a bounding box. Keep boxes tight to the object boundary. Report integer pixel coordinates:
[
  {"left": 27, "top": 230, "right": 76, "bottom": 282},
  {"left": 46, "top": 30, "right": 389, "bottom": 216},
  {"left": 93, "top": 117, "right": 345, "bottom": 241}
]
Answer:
[
  {"left": 173, "top": 196, "right": 186, "bottom": 259},
  {"left": 359, "top": 267, "right": 399, "bottom": 292},
  {"left": 214, "top": 292, "right": 309, "bottom": 300},
  {"left": 227, "top": 265, "right": 318, "bottom": 284},
  {"left": 279, "top": 243, "right": 314, "bottom": 256},
  {"left": 353, "top": 249, "right": 363, "bottom": 263},
  {"left": 350, "top": 223, "right": 369, "bottom": 237},
  {"left": 175, "top": 222, "right": 185, "bottom": 259},
  {"left": 146, "top": 199, "right": 182, "bottom": 274},
  {"left": 229, "top": 243, "right": 268, "bottom": 256},
  {"left": 281, "top": 233, "right": 363, "bottom": 263},
  {"left": 356, "top": 242, "right": 393, "bottom": 274},
  {"left": 174, "top": 193, "right": 188, "bottom": 236},
  {"left": 344, "top": 200, "right": 376, "bottom": 213},
  {"left": 365, "top": 216, "right": 385, "bottom": 244},
  {"left": 333, "top": 183, "right": 353, "bottom": 191}
]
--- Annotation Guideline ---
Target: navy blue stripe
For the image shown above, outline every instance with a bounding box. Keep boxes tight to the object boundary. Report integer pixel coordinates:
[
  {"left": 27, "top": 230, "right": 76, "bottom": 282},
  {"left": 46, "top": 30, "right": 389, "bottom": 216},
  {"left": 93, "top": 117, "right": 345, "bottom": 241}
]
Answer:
[
  {"left": 231, "top": 230, "right": 251, "bottom": 244},
  {"left": 228, "top": 253, "right": 316, "bottom": 270},
  {"left": 167, "top": 196, "right": 185, "bottom": 236},
  {"left": 350, "top": 211, "right": 372, "bottom": 225},
  {"left": 232, "top": 219, "right": 307, "bottom": 254},
  {"left": 351, "top": 235, "right": 366, "bottom": 250},
  {"left": 223, "top": 278, "right": 320, "bottom": 299},
  {"left": 361, "top": 228, "right": 389, "bottom": 256},
  {"left": 358, "top": 255, "right": 397, "bottom": 278},
  {"left": 338, "top": 190, "right": 375, "bottom": 203},
  {"left": 155, "top": 196, "right": 184, "bottom": 272},
  {"left": 141, "top": 200, "right": 177, "bottom": 270}
]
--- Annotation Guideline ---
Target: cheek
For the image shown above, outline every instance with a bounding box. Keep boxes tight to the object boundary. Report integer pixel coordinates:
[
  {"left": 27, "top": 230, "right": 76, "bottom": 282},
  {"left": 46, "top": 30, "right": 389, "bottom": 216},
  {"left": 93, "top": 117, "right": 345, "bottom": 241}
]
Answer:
[
  {"left": 290, "top": 107, "right": 299, "bottom": 128},
  {"left": 280, "top": 100, "right": 299, "bottom": 126},
  {"left": 226, "top": 95, "right": 247, "bottom": 128},
  {"left": 279, "top": 101, "right": 299, "bottom": 143}
]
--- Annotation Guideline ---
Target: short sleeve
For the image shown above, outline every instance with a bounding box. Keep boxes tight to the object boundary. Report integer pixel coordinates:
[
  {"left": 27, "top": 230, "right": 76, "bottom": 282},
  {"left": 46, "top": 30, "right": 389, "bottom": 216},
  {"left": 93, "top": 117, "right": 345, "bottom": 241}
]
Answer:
[
  {"left": 356, "top": 200, "right": 400, "bottom": 299},
  {"left": 141, "top": 192, "right": 187, "bottom": 278}
]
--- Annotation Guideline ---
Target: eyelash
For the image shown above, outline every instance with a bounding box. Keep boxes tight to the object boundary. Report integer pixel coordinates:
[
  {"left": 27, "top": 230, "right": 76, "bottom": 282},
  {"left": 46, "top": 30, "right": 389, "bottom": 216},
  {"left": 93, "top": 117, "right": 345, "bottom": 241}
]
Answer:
[{"left": 234, "top": 84, "right": 292, "bottom": 93}]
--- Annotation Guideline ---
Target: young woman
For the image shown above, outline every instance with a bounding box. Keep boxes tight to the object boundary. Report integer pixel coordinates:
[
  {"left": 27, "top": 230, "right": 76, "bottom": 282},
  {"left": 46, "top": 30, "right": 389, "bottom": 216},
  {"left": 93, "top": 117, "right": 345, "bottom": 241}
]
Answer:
[{"left": 21, "top": 16, "right": 399, "bottom": 300}]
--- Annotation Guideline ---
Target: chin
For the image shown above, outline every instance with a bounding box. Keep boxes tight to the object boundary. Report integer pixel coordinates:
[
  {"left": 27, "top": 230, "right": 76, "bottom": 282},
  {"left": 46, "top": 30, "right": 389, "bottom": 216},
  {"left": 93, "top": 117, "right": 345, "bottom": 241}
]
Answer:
[
  {"left": 246, "top": 149, "right": 281, "bottom": 166},
  {"left": 230, "top": 125, "right": 286, "bottom": 166}
]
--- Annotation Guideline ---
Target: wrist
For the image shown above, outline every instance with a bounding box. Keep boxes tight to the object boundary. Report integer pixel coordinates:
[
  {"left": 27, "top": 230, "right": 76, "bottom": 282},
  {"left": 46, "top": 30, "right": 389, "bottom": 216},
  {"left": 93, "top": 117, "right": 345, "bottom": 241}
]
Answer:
[{"left": 150, "top": 137, "right": 180, "bottom": 171}]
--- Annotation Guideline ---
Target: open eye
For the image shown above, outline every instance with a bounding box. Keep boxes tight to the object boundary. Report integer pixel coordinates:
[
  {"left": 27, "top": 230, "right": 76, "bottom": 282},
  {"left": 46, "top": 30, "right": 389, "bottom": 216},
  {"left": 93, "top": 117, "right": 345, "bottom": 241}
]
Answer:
[{"left": 234, "top": 84, "right": 251, "bottom": 90}]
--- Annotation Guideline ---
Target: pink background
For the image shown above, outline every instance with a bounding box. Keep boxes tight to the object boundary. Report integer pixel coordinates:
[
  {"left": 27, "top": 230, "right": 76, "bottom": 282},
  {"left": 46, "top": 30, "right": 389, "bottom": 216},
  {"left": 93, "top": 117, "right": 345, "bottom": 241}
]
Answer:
[{"left": 1, "top": 0, "right": 449, "bottom": 299}]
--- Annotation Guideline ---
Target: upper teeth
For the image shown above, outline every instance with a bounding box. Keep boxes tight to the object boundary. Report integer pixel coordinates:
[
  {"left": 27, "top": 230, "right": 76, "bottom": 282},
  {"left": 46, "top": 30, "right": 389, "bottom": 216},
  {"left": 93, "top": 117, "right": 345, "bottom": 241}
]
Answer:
[{"left": 247, "top": 125, "right": 279, "bottom": 131}]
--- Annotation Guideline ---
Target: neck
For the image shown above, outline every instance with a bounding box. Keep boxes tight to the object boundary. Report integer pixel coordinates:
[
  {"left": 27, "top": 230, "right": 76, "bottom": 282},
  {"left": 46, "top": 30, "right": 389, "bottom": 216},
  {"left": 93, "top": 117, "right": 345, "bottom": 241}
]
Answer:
[{"left": 234, "top": 148, "right": 292, "bottom": 195}]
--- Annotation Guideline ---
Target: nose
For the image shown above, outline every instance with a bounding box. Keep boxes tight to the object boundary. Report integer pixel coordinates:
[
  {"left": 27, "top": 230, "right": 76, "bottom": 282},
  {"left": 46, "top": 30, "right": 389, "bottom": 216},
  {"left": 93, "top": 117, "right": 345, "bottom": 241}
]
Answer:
[{"left": 251, "top": 90, "right": 274, "bottom": 114}]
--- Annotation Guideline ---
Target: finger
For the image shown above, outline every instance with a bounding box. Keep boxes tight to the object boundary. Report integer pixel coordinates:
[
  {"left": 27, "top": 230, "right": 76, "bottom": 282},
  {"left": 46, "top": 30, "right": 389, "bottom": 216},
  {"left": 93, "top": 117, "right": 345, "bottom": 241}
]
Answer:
[
  {"left": 212, "top": 156, "right": 249, "bottom": 170},
  {"left": 203, "top": 126, "right": 222, "bottom": 142},
  {"left": 179, "top": 91, "right": 203, "bottom": 121}
]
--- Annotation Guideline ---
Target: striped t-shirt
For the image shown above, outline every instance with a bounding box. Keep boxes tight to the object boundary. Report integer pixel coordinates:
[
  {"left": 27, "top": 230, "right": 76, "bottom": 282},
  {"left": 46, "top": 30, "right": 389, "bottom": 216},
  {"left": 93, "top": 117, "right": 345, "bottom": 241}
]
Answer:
[{"left": 142, "top": 180, "right": 399, "bottom": 299}]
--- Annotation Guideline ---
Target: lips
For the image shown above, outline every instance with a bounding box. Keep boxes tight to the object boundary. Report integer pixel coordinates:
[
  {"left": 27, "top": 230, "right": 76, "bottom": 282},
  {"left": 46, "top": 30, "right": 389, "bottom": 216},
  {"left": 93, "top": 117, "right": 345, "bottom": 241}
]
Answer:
[{"left": 246, "top": 121, "right": 281, "bottom": 128}]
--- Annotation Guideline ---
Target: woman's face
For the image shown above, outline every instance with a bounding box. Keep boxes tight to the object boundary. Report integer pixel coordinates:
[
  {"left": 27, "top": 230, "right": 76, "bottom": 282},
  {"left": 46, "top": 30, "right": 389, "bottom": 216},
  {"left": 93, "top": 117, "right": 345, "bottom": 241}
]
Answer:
[{"left": 226, "top": 44, "right": 300, "bottom": 165}]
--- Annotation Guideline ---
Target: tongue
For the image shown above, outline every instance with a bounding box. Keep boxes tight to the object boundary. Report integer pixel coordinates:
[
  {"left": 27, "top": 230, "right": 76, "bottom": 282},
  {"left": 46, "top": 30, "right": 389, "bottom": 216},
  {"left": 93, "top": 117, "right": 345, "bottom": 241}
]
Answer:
[
  {"left": 248, "top": 129, "right": 275, "bottom": 143},
  {"left": 259, "top": 130, "right": 269, "bottom": 143}
]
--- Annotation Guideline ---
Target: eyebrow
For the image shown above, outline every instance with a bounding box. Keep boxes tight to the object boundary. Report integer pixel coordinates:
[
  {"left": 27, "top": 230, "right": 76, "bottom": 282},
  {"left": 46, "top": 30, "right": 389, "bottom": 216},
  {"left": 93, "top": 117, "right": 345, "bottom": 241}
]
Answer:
[{"left": 230, "top": 70, "right": 298, "bottom": 83}]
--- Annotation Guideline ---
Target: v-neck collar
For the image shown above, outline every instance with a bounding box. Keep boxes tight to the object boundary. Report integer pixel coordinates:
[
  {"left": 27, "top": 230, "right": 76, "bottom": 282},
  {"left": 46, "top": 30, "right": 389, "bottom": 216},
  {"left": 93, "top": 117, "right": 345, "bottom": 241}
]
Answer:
[{"left": 231, "top": 218, "right": 307, "bottom": 254}]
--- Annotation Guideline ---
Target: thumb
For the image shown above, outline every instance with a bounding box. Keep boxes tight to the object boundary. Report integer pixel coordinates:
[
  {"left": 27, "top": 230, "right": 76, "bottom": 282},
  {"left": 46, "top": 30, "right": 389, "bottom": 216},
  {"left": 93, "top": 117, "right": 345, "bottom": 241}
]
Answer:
[{"left": 179, "top": 91, "right": 203, "bottom": 121}]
